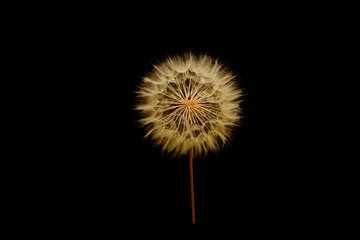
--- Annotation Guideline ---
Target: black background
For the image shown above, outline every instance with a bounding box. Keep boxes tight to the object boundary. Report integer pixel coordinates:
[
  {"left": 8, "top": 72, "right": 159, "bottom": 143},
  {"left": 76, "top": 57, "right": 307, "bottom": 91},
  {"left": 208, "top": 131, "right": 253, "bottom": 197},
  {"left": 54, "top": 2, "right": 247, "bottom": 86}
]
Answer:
[{"left": 3, "top": 4, "right": 357, "bottom": 238}]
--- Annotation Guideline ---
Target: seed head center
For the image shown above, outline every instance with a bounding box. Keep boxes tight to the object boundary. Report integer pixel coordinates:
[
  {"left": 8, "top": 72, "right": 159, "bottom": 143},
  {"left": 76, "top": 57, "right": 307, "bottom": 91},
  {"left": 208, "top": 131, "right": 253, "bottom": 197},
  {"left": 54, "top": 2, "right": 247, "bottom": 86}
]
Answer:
[{"left": 182, "top": 94, "right": 197, "bottom": 107}]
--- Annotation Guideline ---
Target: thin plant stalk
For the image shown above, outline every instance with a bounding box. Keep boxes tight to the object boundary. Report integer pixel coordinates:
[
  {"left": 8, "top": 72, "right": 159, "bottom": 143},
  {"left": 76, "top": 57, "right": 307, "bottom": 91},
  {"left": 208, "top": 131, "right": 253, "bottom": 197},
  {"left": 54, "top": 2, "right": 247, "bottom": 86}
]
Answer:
[{"left": 189, "top": 149, "right": 195, "bottom": 224}]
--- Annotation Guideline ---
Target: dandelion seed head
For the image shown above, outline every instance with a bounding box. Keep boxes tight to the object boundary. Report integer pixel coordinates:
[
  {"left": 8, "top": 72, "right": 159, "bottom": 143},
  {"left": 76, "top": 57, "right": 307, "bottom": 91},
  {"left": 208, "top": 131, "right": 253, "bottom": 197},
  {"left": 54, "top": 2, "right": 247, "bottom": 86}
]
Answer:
[{"left": 136, "top": 52, "right": 243, "bottom": 158}]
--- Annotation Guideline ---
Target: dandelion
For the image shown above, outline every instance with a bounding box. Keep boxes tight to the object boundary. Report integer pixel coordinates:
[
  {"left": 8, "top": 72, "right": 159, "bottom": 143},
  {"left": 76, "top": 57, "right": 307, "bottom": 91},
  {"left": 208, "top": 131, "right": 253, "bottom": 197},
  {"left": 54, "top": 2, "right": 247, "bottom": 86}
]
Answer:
[
  {"left": 136, "top": 53, "right": 243, "bottom": 158},
  {"left": 135, "top": 52, "right": 243, "bottom": 224}
]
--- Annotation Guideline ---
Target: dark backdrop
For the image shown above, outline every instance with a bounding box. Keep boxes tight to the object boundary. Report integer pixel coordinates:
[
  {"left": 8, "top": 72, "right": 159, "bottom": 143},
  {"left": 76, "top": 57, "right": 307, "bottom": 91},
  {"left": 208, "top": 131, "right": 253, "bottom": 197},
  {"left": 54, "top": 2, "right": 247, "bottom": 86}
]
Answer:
[{"left": 3, "top": 5, "right": 357, "bottom": 238}]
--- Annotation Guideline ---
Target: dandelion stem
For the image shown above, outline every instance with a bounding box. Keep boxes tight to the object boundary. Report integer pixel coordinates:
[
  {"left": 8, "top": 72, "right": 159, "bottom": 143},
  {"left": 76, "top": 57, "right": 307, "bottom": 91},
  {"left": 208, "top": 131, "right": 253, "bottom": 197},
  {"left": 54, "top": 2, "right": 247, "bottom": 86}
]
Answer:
[{"left": 189, "top": 149, "right": 195, "bottom": 224}]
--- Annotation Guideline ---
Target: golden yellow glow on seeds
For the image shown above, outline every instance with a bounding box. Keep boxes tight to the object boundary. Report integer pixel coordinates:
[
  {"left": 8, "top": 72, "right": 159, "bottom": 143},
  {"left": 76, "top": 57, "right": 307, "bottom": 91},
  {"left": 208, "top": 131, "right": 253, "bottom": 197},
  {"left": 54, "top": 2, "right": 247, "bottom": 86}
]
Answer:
[{"left": 136, "top": 53, "right": 243, "bottom": 158}]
